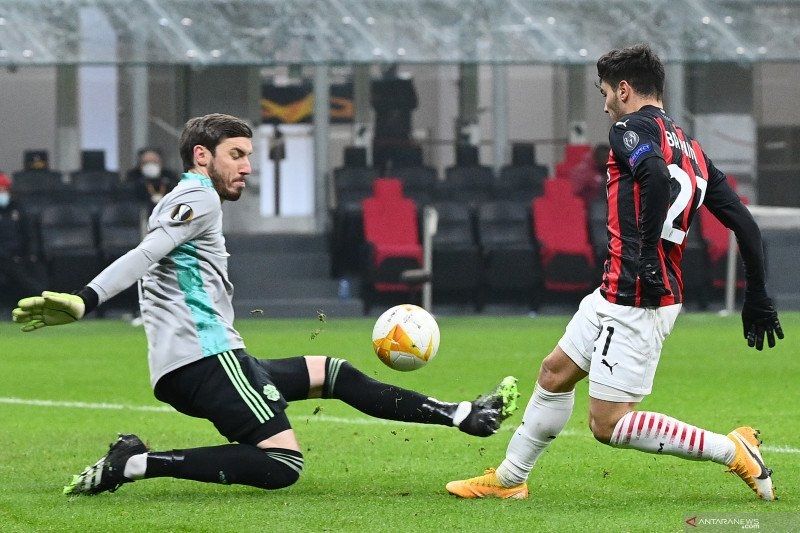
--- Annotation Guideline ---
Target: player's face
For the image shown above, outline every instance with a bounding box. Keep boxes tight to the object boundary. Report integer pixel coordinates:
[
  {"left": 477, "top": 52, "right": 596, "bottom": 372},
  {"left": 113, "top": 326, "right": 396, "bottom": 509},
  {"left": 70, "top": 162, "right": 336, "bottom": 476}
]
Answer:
[
  {"left": 598, "top": 80, "right": 623, "bottom": 122},
  {"left": 207, "top": 137, "right": 253, "bottom": 201}
]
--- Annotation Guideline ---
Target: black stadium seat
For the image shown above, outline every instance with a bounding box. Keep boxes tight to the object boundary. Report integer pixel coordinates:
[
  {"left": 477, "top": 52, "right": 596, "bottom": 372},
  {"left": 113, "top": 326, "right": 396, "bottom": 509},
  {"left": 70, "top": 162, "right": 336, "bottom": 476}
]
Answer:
[
  {"left": 476, "top": 201, "right": 539, "bottom": 309},
  {"left": 431, "top": 201, "right": 482, "bottom": 309},
  {"left": 38, "top": 204, "right": 102, "bottom": 292}
]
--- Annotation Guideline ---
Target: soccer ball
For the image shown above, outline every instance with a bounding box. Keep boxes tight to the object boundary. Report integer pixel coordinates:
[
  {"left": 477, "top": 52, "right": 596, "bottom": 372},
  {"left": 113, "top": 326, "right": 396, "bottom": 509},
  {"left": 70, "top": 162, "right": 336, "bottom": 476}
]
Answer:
[{"left": 371, "top": 304, "right": 440, "bottom": 371}]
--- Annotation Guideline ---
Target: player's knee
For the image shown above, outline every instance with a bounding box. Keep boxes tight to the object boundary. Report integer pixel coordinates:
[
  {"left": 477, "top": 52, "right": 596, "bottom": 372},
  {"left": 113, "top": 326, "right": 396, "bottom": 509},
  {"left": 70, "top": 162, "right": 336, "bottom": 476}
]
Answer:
[
  {"left": 321, "top": 357, "right": 354, "bottom": 398},
  {"left": 538, "top": 355, "right": 569, "bottom": 392},
  {"left": 589, "top": 412, "right": 623, "bottom": 445},
  {"left": 259, "top": 449, "right": 304, "bottom": 490}
]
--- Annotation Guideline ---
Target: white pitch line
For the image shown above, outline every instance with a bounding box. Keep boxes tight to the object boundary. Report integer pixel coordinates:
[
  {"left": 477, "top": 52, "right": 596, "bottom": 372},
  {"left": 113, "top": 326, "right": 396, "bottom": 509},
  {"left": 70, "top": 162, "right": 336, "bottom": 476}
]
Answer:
[{"left": 1, "top": 397, "right": 797, "bottom": 454}]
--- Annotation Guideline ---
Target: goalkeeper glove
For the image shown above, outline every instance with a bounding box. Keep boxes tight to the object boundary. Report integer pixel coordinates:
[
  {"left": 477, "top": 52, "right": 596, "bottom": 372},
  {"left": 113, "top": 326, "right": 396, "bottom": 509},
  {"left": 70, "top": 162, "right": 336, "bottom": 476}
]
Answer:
[
  {"left": 741, "top": 291, "right": 784, "bottom": 351},
  {"left": 12, "top": 291, "right": 86, "bottom": 332}
]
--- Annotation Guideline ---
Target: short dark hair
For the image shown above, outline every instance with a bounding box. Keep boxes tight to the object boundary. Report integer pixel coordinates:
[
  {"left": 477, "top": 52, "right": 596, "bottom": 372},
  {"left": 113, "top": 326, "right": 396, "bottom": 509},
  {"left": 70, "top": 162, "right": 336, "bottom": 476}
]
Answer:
[
  {"left": 179, "top": 113, "right": 253, "bottom": 171},
  {"left": 596, "top": 44, "right": 665, "bottom": 99}
]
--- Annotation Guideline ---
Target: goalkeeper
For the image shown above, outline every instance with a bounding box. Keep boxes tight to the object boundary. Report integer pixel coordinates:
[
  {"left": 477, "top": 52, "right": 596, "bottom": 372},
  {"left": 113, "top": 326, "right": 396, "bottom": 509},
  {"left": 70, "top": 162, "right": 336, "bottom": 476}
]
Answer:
[{"left": 13, "top": 113, "right": 519, "bottom": 496}]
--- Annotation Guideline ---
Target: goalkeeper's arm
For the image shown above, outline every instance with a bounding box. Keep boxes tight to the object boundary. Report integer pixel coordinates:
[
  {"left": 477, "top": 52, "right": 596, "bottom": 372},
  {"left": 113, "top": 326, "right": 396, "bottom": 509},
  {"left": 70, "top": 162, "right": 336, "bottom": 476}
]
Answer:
[{"left": 12, "top": 226, "right": 177, "bottom": 331}]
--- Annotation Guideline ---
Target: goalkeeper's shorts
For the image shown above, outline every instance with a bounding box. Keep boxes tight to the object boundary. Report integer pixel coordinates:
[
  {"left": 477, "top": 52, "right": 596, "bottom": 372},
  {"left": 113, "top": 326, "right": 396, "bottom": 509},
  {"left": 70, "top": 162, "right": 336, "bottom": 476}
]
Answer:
[{"left": 154, "top": 349, "right": 296, "bottom": 445}]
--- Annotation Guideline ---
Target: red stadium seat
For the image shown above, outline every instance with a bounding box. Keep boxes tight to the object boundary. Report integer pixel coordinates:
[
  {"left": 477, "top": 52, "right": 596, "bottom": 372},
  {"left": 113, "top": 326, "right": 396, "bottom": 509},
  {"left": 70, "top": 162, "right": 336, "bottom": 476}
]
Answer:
[
  {"left": 361, "top": 178, "right": 423, "bottom": 313},
  {"left": 532, "top": 179, "right": 595, "bottom": 293}
]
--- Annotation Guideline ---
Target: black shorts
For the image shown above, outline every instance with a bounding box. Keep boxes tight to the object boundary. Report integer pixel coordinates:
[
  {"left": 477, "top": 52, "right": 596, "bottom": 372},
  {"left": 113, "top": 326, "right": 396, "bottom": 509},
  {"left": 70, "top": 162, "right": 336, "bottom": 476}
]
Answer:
[{"left": 154, "top": 350, "right": 310, "bottom": 445}]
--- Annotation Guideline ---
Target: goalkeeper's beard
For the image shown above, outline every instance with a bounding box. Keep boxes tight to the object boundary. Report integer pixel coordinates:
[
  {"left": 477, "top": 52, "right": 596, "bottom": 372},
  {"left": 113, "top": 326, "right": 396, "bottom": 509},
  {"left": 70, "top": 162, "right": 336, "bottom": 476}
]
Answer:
[{"left": 208, "top": 160, "right": 243, "bottom": 202}]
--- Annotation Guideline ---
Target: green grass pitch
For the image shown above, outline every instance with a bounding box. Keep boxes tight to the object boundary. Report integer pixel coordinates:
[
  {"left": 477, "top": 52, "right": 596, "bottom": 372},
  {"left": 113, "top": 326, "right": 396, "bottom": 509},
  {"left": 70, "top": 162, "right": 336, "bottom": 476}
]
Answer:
[{"left": 1, "top": 312, "right": 798, "bottom": 532}]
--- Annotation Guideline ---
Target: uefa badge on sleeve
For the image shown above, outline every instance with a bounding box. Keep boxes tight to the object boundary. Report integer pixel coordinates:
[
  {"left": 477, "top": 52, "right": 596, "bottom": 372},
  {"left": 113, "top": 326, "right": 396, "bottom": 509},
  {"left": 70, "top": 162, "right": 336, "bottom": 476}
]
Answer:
[{"left": 170, "top": 204, "right": 194, "bottom": 222}]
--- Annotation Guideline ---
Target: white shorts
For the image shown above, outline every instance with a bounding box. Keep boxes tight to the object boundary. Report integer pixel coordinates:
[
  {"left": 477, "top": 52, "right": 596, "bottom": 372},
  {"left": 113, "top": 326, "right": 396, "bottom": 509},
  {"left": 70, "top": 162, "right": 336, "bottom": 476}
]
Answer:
[{"left": 558, "top": 288, "right": 681, "bottom": 403}]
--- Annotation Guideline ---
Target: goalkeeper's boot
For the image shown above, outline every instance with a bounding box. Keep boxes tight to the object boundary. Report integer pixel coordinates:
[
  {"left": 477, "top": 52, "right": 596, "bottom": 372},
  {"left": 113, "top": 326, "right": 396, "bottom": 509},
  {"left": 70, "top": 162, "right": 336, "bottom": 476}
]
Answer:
[
  {"left": 726, "top": 427, "right": 775, "bottom": 501},
  {"left": 64, "top": 434, "right": 148, "bottom": 496},
  {"left": 458, "top": 376, "right": 520, "bottom": 437},
  {"left": 446, "top": 468, "right": 528, "bottom": 499}
]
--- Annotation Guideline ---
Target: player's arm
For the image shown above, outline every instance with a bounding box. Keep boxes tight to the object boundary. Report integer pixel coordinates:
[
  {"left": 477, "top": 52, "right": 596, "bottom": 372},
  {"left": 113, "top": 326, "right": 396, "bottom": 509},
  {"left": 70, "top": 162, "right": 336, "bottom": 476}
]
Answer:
[
  {"left": 11, "top": 227, "right": 178, "bottom": 331},
  {"left": 702, "top": 155, "right": 783, "bottom": 350},
  {"left": 12, "top": 189, "right": 217, "bottom": 331},
  {"left": 609, "top": 116, "right": 671, "bottom": 301}
]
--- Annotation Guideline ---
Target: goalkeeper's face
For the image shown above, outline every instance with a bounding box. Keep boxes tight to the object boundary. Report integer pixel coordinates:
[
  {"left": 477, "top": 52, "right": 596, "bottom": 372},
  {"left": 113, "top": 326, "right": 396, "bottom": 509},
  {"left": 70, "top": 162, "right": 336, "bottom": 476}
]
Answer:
[{"left": 207, "top": 137, "right": 253, "bottom": 201}]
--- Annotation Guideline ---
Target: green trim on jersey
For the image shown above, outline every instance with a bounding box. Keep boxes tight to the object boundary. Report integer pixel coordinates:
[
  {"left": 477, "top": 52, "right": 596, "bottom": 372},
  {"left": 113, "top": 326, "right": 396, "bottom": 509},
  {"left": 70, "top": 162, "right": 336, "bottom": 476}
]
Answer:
[
  {"left": 169, "top": 242, "right": 230, "bottom": 356},
  {"left": 180, "top": 172, "right": 213, "bottom": 188}
]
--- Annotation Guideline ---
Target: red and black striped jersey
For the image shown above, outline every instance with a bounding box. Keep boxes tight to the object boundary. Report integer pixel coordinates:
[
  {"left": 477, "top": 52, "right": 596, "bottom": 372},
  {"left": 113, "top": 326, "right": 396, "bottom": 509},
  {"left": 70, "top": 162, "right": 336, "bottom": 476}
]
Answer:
[{"left": 600, "top": 105, "right": 736, "bottom": 307}]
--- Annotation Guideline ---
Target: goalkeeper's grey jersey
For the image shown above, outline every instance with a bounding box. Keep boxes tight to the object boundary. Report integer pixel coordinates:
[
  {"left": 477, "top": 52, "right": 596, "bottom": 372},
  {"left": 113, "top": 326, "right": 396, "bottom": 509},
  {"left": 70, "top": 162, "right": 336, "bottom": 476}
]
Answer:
[{"left": 139, "top": 173, "right": 244, "bottom": 386}]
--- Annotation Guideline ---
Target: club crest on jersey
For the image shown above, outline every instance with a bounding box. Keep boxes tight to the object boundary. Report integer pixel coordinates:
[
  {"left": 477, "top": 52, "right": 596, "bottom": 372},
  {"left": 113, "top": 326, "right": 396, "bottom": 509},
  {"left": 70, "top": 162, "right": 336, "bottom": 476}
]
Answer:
[
  {"left": 622, "top": 130, "right": 640, "bottom": 151},
  {"left": 170, "top": 204, "right": 194, "bottom": 222}
]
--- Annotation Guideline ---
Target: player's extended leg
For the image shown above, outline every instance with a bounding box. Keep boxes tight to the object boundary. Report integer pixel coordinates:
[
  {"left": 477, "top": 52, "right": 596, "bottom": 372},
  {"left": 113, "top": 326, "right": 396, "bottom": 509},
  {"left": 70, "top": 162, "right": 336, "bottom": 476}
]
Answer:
[
  {"left": 64, "top": 351, "right": 305, "bottom": 495},
  {"left": 590, "top": 398, "right": 775, "bottom": 500},
  {"left": 268, "top": 355, "right": 518, "bottom": 437},
  {"left": 446, "top": 346, "right": 585, "bottom": 499}
]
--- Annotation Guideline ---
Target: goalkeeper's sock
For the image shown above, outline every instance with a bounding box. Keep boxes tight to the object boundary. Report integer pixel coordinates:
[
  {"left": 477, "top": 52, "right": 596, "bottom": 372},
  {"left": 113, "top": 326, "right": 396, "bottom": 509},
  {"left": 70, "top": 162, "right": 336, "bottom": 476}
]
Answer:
[
  {"left": 140, "top": 445, "right": 303, "bottom": 489},
  {"left": 496, "top": 383, "right": 575, "bottom": 487},
  {"left": 608, "top": 411, "right": 735, "bottom": 464},
  {"left": 322, "top": 357, "right": 462, "bottom": 426}
]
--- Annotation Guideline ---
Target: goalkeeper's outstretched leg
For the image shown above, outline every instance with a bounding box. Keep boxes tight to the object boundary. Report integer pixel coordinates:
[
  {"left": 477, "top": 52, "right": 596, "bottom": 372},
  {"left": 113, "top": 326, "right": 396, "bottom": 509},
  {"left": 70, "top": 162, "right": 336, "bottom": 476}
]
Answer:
[{"left": 274, "top": 356, "right": 519, "bottom": 437}]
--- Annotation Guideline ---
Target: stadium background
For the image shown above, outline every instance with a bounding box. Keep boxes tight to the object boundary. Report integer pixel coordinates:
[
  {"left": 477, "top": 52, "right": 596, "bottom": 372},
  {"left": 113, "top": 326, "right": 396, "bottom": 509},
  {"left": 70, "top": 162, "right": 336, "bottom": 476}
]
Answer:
[{"left": 0, "top": 2, "right": 798, "bottom": 531}]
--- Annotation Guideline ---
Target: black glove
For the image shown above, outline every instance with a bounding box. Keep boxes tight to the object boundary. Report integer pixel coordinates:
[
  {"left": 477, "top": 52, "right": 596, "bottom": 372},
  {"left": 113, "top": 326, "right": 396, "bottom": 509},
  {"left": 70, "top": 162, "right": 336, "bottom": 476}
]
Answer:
[
  {"left": 637, "top": 252, "right": 671, "bottom": 303},
  {"left": 742, "top": 291, "right": 784, "bottom": 350}
]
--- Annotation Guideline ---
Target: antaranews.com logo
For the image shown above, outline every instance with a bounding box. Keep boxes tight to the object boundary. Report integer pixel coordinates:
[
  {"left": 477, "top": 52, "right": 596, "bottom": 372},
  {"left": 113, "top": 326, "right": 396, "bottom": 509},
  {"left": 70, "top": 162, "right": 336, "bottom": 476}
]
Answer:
[{"left": 685, "top": 513, "right": 798, "bottom": 531}]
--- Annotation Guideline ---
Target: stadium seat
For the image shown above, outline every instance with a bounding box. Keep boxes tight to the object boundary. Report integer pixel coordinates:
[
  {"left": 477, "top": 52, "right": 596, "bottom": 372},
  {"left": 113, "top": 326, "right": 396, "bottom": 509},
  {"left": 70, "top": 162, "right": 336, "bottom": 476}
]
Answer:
[
  {"left": 330, "top": 166, "right": 377, "bottom": 277},
  {"left": 476, "top": 201, "right": 539, "bottom": 309},
  {"left": 99, "top": 202, "right": 145, "bottom": 259},
  {"left": 38, "top": 204, "right": 102, "bottom": 292},
  {"left": 69, "top": 170, "right": 119, "bottom": 193},
  {"left": 532, "top": 179, "right": 595, "bottom": 297},
  {"left": 554, "top": 143, "right": 592, "bottom": 180},
  {"left": 384, "top": 166, "right": 437, "bottom": 206},
  {"left": 361, "top": 178, "right": 423, "bottom": 314},
  {"left": 98, "top": 202, "right": 146, "bottom": 313},
  {"left": 438, "top": 165, "right": 495, "bottom": 204},
  {"left": 495, "top": 165, "right": 548, "bottom": 201},
  {"left": 431, "top": 201, "right": 482, "bottom": 309}
]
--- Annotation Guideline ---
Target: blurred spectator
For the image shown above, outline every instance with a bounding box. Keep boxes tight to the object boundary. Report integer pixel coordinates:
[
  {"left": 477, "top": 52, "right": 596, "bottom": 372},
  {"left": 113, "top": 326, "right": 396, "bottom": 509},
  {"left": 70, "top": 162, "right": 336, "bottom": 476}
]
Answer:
[
  {"left": 567, "top": 143, "right": 610, "bottom": 204},
  {"left": 0, "top": 172, "right": 45, "bottom": 314},
  {"left": 125, "top": 148, "right": 178, "bottom": 208}
]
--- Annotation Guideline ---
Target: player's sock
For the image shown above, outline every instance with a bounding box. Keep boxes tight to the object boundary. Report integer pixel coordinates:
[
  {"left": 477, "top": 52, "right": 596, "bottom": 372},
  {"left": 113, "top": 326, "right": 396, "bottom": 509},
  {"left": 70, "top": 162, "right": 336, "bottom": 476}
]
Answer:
[
  {"left": 322, "top": 357, "right": 460, "bottom": 426},
  {"left": 608, "top": 411, "right": 736, "bottom": 464},
  {"left": 141, "top": 445, "right": 303, "bottom": 489},
  {"left": 495, "top": 383, "right": 575, "bottom": 487}
]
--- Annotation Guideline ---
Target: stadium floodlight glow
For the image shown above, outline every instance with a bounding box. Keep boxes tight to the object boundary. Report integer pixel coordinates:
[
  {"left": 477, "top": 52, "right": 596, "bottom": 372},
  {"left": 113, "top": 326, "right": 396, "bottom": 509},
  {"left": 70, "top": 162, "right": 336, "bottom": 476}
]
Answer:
[
  {"left": 579, "top": 48, "right": 588, "bottom": 57},
  {"left": 397, "top": 47, "right": 406, "bottom": 56},
  {"left": 365, "top": 16, "right": 375, "bottom": 25},
  {"left": 158, "top": 17, "right": 169, "bottom": 26},
  {"left": 547, "top": 16, "right": 555, "bottom": 25},
  {"left": 724, "top": 15, "right": 733, "bottom": 24},
  {"left": 181, "top": 17, "right": 192, "bottom": 26},
  {"left": 758, "top": 46, "right": 768, "bottom": 54},
  {"left": 210, "top": 49, "right": 221, "bottom": 58},
  {"left": 22, "top": 49, "right": 32, "bottom": 57},
  {"left": 736, "top": 47, "right": 745, "bottom": 55},
  {"left": 0, "top": 17, "right": 6, "bottom": 25},
  {"left": 701, "top": 16, "right": 711, "bottom": 24}
]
